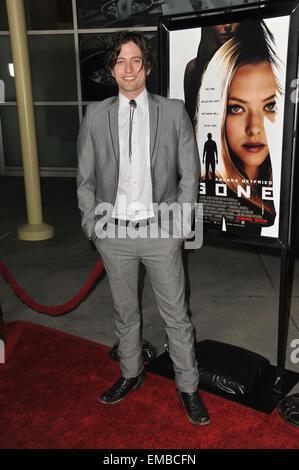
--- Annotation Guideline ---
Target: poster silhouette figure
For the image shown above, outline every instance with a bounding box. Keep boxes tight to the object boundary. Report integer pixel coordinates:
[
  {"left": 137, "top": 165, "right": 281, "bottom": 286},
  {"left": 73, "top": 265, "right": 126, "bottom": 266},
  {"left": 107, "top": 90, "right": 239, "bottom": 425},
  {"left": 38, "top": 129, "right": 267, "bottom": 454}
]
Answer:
[{"left": 203, "top": 133, "right": 218, "bottom": 181}]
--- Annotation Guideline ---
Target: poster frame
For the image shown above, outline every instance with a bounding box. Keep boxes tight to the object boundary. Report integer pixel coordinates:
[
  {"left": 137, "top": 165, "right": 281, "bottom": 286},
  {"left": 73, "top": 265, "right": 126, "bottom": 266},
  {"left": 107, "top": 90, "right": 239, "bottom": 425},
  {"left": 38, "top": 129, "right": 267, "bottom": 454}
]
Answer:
[{"left": 158, "top": 0, "right": 299, "bottom": 251}]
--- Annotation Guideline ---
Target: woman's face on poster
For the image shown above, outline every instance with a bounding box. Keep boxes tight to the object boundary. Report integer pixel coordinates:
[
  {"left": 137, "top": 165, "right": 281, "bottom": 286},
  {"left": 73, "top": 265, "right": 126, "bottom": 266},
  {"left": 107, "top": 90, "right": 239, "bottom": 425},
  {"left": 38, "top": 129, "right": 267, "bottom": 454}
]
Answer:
[
  {"left": 225, "top": 61, "right": 278, "bottom": 177},
  {"left": 212, "top": 23, "right": 239, "bottom": 43}
]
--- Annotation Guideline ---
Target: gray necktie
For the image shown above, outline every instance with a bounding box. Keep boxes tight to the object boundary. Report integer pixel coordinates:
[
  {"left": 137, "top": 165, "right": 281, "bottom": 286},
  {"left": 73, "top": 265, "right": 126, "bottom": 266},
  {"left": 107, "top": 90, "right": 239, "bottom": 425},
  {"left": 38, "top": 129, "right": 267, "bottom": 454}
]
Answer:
[{"left": 129, "top": 99, "right": 137, "bottom": 162}]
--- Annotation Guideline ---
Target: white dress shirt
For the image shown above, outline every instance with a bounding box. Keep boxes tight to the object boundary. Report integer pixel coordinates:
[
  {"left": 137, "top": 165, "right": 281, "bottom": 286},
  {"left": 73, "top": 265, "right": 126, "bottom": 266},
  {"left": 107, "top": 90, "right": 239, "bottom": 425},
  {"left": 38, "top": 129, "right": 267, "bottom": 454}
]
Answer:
[{"left": 111, "top": 89, "right": 154, "bottom": 221}]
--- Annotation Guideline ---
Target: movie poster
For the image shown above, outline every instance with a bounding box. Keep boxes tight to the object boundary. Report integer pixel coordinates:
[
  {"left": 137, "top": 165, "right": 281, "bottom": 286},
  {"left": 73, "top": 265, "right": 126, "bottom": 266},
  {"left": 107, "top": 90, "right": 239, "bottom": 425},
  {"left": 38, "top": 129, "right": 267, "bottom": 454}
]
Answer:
[{"left": 168, "top": 16, "right": 290, "bottom": 238}]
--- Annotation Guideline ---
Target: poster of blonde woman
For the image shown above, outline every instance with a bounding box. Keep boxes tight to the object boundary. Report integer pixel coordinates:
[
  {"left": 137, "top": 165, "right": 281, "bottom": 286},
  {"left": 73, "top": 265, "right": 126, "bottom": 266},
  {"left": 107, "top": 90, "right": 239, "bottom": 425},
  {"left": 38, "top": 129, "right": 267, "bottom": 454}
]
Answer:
[{"left": 163, "top": 2, "right": 299, "bottom": 242}]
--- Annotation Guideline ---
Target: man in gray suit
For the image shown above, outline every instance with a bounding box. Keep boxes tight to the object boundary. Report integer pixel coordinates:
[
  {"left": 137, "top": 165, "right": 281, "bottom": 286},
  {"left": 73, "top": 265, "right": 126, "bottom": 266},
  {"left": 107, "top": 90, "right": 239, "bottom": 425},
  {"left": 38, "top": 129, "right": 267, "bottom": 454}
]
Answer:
[{"left": 77, "top": 31, "right": 210, "bottom": 425}]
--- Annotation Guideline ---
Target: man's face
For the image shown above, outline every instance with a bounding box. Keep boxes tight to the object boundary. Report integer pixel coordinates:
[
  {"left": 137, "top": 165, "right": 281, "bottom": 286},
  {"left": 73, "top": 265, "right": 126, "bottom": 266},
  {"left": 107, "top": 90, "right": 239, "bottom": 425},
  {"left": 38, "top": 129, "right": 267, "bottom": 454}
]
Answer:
[{"left": 111, "top": 40, "right": 150, "bottom": 99}]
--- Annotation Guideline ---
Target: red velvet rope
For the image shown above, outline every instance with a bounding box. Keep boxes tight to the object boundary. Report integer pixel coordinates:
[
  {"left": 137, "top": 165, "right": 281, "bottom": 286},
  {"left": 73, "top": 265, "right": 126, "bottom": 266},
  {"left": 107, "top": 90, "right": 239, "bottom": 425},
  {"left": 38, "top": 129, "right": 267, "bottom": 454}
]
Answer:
[{"left": 0, "top": 258, "right": 104, "bottom": 315}]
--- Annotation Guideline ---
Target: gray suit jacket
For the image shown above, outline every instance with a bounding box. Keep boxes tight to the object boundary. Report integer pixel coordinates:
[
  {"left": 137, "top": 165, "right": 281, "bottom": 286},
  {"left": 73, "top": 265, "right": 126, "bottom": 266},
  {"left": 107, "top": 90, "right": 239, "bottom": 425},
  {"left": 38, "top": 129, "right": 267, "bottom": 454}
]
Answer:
[{"left": 77, "top": 92, "right": 200, "bottom": 239}]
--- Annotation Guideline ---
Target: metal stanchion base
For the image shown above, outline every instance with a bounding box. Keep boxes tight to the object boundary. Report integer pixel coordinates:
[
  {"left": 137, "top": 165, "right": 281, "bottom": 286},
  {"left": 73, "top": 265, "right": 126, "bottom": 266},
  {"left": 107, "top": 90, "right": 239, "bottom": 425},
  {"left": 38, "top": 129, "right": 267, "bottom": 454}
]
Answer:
[{"left": 17, "top": 223, "right": 55, "bottom": 241}]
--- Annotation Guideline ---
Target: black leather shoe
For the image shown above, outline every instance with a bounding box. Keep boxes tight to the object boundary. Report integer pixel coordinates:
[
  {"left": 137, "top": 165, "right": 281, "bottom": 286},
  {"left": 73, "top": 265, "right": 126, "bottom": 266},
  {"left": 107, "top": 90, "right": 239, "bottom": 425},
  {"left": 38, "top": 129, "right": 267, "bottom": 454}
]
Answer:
[
  {"left": 177, "top": 390, "right": 210, "bottom": 425},
  {"left": 99, "top": 372, "right": 145, "bottom": 404}
]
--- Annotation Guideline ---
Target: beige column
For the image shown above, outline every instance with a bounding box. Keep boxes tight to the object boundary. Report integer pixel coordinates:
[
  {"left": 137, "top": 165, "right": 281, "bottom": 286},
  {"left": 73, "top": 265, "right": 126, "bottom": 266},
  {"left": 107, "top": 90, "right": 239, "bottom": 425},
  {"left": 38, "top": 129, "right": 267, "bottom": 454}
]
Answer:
[{"left": 6, "top": 0, "right": 54, "bottom": 241}]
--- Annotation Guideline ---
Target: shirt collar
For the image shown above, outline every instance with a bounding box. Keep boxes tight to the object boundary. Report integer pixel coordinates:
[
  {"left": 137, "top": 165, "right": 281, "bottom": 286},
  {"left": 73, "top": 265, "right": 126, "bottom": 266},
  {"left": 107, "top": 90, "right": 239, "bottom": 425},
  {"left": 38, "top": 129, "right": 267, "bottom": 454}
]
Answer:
[{"left": 119, "top": 88, "right": 148, "bottom": 111}]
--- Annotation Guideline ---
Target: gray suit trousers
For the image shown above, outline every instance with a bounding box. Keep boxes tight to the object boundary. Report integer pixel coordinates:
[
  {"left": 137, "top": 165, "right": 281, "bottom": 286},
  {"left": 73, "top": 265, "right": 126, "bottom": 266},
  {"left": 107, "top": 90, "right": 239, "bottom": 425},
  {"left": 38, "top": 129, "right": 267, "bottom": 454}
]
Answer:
[{"left": 94, "top": 225, "right": 199, "bottom": 393}]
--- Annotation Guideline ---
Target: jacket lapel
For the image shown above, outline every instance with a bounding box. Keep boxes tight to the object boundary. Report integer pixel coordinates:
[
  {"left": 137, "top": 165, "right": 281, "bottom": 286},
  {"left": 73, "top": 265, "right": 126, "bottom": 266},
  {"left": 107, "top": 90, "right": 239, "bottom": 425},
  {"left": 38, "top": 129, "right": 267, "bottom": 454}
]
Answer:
[
  {"left": 107, "top": 96, "right": 119, "bottom": 164},
  {"left": 148, "top": 93, "right": 160, "bottom": 167}
]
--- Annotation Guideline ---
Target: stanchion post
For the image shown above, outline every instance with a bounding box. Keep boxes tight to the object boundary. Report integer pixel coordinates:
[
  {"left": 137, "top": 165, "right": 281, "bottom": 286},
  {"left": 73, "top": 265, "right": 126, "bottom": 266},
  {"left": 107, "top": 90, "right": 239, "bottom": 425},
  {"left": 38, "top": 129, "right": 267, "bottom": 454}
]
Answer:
[
  {"left": 6, "top": 0, "right": 54, "bottom": 241},
  {"left": 273, "top": 247, "right": 295, "bottom": 394}
]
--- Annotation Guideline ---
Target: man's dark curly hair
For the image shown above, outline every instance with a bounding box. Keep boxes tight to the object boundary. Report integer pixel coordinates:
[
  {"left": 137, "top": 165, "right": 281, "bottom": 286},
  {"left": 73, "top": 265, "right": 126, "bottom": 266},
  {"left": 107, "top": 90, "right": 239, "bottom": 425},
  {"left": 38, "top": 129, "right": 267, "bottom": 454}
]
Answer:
[{"left": 105, "top": 30, "right": 155, "bottom": 72}]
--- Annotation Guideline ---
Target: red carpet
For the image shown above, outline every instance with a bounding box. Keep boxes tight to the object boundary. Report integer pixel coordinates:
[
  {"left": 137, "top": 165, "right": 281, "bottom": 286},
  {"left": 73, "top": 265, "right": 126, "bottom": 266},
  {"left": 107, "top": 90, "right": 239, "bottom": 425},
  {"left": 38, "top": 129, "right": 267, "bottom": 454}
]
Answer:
[{"left": 0, "top": 321, "right": 298, "bottom": 449}]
